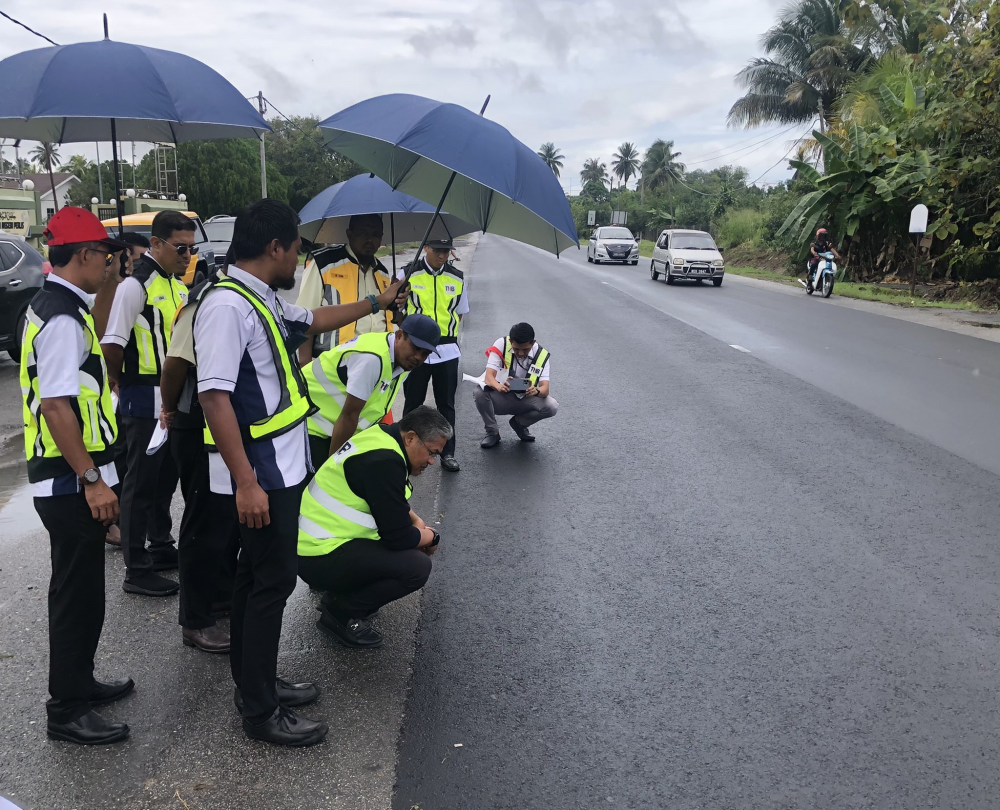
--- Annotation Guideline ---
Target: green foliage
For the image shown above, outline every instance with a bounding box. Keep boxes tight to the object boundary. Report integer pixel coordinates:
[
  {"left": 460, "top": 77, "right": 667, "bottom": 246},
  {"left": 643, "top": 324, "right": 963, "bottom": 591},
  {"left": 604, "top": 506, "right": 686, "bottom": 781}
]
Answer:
[
  {"left": 264, "top": 116, "right": 359, "bottom": 212},
  {"left": 174, "top": 140, "right": 289, "bottom": 218},
  {"left": 611, "top": 142, "right": 640, "bottom": 187},
  {"left": 716, "top": 208, "right": 766, "bottom": 248},
  {"left": 580, "top": 158, "right": 609, "bottom": 188},
  {"left": 537, "top": 143, "right": 565, "bottom": 178}
]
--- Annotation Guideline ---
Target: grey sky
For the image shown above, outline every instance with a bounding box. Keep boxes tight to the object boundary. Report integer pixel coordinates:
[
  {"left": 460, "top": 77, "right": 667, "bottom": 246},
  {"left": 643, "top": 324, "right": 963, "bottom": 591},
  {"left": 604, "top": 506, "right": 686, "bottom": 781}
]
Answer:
[{"left": 1, "top": 0, "right": 811, "bottom": 191}]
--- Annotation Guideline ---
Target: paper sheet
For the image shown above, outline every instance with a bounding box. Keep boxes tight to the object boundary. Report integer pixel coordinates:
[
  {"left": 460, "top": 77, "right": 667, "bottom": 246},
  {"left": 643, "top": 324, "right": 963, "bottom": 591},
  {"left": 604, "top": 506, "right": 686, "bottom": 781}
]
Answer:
[
  {"left": 146, "top": 422, "right": 169, "bottom": 456},
  {"left": 462, "top": 368, "right": 507, "bottom": 390}
]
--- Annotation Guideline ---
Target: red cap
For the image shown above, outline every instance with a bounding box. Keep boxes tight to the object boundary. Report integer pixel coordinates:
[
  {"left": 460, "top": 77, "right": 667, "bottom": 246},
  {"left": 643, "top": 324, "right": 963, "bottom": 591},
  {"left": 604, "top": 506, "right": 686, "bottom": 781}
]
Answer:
[{"left": 44, "top": 207, "right": 129, "bottom": 249}]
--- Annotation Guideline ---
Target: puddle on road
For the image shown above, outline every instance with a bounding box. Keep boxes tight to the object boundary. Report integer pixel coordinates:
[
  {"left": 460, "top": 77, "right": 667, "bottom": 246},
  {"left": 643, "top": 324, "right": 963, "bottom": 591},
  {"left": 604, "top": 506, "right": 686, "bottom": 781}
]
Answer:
[{"left": 0, "top": 443, "right": 40, "bottom": 541}]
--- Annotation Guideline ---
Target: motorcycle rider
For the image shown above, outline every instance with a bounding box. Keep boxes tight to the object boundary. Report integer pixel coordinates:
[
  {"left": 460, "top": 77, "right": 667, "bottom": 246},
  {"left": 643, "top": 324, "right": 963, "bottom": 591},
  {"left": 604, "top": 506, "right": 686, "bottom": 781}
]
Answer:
[{"left": 808, "top": 228, "right": 840, "bottom": 289}]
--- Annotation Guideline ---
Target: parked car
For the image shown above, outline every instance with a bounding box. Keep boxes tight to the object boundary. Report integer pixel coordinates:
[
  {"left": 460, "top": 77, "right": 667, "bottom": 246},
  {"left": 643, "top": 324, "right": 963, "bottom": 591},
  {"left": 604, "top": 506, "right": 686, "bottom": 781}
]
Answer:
[
  {"left": 587, "top": 226, "right": 639, "bottom": 265},
  {"left": 0, "top": 235, "right": 45, "bottom": 358},
  {"left": 100, "top": 211, "right": 214, "bottom": 286},
  {"left": 650, "top": 229, "right": 725, "bottom": 287},
  {"left": 203, "top": 215, "right": 234, "bottom": 271}
]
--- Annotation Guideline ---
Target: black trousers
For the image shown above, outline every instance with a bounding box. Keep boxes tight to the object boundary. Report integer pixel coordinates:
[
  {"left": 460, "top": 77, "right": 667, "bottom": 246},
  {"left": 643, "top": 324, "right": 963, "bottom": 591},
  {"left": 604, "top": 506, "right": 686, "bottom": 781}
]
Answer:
[
  {"left": 226, "top": 483, "right": 304, "bottom": 724},
  {"left": 308, "top": 433, "right": 333, "bottom": 478},
  {"left": 35, "top": 492, "right": 107, "bottom": 724},
  {"left": 173, "top": 428, "right": 239, "bottom": 629},
  {"left": 403, "top": 357, "right": 458, "bottom": 456},
  {"left": 120, "top": 416, "right": 177, "bottom": 576},
  {"left": 298, "top": 539, "right": 432, "bottom": 619}
]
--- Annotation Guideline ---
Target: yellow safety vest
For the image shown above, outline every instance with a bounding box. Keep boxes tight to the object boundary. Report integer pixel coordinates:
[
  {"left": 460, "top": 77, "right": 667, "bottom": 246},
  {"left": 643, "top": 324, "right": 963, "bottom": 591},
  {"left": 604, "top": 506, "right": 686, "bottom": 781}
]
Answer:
[
  {"left": 20, "top": 281, "right": 118, "bottom": 483},
  {"left": 308, "top": 245, "right": 392, "bottom": 353},
  {"left": 197, "top": 277, "right": 315, "bottom": 448},
  {"left": 303, "top": 332, "right": 405, "bottom": 438},
  {"left": 503, "top": 337, "right": 550, "bottom": 387},
  {"left": 121, "top": 257, "right": 188, "bottom": 385},
  {"left": 298, "top": 424, "right": 413, "bottom": 557},
  {"left": 405, "top": 264, "right": 464, "bottom": 341}
]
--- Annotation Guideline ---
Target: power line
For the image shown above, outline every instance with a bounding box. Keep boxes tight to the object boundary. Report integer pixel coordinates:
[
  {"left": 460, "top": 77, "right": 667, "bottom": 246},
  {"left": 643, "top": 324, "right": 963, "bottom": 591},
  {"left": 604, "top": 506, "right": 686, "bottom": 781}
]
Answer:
[
  {"left": 667, "top": 167, "right": 717, "bottom": 197},
  {"left": 684, "top": 125, "right": 800, "bottom": 166},
  {"left": 0, "top": 10, "right": 58, "bottom": 45},
  {"left": 747, "top": 125, "right": 815, "bottom": 185}
]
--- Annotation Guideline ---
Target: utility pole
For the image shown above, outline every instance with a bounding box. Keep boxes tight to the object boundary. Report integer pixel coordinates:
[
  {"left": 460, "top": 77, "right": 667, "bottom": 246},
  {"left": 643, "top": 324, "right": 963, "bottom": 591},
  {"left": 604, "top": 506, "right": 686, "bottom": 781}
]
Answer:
[
  {"left": 817, "top": 98, "right": 826, "bottom": 134},
  {"left": 96, "top": 142, "right": 103, "bottom": 203},
  {"left": 258, "top": 91, "right": 268, "bottom": 199}
]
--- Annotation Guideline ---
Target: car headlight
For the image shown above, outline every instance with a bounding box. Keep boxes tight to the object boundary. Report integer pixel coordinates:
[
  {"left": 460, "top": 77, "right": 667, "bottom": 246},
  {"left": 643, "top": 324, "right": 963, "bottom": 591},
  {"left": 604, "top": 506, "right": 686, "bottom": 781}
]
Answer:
[
  {"left": 672, "top": 258, "right": 685, "bottom": 267},
  {"left": 712, "top": 259, "right": 724, "bottom": 267},
  {"left": 630, "top": 244, "right": 639, "bottom": 253},
  {"left": 597, "top": 244, "right": 607, "bottom": 253}
]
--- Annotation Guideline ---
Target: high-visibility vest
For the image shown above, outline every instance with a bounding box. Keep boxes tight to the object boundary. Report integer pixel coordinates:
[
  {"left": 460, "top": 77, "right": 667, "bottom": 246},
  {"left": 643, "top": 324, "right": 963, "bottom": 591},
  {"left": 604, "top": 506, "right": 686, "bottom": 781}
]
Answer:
[
  {"left": 303, "top": 332, "right": 405, "bottom": 438},
  {"left": 121, "top": 257, "right": 188, "bottom": 385},
  {"left": 404, "top": 263, "right": 464, "bottom": 341},
  {"left": 20, "top": 281, "right": 118, "bottom": 483},
  {"left": 196, "top": 277, "right": 315, "bottom": 448},
  {"left": 503, "top": 337, "right": 550, "bottom": 387},
  {"left": 307, "top": 245, "right": 392, "bottom": 354},
  {"left": 298, "top": 424, "right": 413, "bottom": 557}
]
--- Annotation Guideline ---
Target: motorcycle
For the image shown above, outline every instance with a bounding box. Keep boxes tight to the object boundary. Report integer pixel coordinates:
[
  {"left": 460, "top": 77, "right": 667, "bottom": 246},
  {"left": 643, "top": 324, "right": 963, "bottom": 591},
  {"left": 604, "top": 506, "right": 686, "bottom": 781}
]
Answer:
[{"left": 799, "top": 251, "right": 836, "bottom": 298}]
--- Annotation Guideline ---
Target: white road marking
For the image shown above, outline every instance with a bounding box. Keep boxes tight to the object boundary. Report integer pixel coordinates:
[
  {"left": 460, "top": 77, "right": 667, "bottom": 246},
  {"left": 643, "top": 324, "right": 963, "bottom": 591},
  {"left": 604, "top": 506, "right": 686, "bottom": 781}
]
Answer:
[{"left": 729, "top": 344, "right": 751, "bottom": 353}]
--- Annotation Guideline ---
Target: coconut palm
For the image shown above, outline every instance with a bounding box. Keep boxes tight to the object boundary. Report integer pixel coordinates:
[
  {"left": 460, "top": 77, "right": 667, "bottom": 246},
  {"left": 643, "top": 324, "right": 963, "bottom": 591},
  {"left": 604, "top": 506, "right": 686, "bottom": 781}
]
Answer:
[
  {"left": 537, "top": 142, "right": 565, "bottom": 178},
  {"left": 580, "top": 158, "right": 609, "bottom": 188},
  {"left": 611, "top": 142, "right": 641, "bottom": 190},
  {"left": 641, "top": 140, "right": 685, "bottom": 193},
  {"left": 29, "top": 142, "right": 61, "bottom": 214},
  {"left": 60, "top": 154, "right": 94, "bottom": 179},
  {"left": 727, "top": 0, "right": 874, "bottom": 130}
]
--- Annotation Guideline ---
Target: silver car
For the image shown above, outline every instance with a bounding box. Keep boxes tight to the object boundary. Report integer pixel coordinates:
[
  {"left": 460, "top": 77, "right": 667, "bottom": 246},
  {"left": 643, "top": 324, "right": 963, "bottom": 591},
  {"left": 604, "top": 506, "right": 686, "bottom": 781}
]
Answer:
[
  {"left": 587, "top": 226, "right": 639, "bottom": 265},
  {"left": 650, "top": 229, "right": 725, "bottom": 286}
]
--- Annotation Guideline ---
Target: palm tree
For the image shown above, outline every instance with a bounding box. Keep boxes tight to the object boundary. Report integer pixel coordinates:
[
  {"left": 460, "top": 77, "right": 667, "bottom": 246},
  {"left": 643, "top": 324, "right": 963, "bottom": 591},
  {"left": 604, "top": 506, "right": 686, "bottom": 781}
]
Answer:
[
  {"left": 642, "top": 139, "right": 686, "bottom": 219},
  {"left": 727, "top": 0, "right": 874, "bottom": 130},
  {"left": 60, "top": 154, "right": 94, "bottom": 179},
  {"left": 29, "top": 142, "right": 62, "bottom": 213},
  {"left": 537, "top": 142, "right": 565, "bottom": 178},
  {"left": 580, "top": 158, "right": 609, "bottom": 188},
  {"left": 611, "top": 142, "right": 641, "bottom": 192}
]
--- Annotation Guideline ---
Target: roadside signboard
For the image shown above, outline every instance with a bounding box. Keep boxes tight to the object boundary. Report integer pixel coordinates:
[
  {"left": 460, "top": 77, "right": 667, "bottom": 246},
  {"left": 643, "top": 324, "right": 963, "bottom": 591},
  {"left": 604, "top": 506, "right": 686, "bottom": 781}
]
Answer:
[
  {"left": 0, "top": 209, "right": 30, "bottom": 237},
  {"left": 587, "top": 210, "right": 596, "bottom": 226},
  {"left": 909, "top": 204, "right": 928, "bottom": 234},
  {"left": 611, "top": 210, "right": 627, "bottom": 226}
]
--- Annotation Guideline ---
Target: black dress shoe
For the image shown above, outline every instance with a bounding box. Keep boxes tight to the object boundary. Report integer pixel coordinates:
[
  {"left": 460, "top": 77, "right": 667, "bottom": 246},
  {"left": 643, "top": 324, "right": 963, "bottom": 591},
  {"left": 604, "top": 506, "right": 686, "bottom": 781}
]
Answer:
[
  {"left": 441, "top": 455, "right": 461, "bottom": 472},
  {"left": 182, "top": 625, "right": 231, "bottom": 654},
  {"left": 90, "top": 678, "right": 135, "bottom": 706},
  {"left": 480, "top": 432, "right": 501, "bottom": 449},
  {"left": 509, "top": 416, "right": 535, "bottom": 442},
  {"left": 234, "top": 679, "right": 321, "bottom": 714},
  {"left": 47, "top": 710, "right": 129, "bottom": 745},
  {"left": 150, "top": 545, "right": 179, "bottom": 572},
  {"left": 123, "top": 572, "right": 179, "bottom": 596},
  {"left": 317, "top": 610, "right": 383, "bottom": 649},
  {"left": 243, "top": 706, "right": 327, "bottom": 747}
]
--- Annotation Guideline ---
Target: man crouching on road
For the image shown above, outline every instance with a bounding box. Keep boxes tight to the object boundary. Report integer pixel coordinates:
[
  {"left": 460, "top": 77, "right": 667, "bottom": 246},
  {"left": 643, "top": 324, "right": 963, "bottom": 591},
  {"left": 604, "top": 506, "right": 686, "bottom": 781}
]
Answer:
[
  {"left": 475, "top": 322, "right": 558, "bottom": 447},
  {"left": 297, "top": 405, "right": 450, "bottom": 649}
]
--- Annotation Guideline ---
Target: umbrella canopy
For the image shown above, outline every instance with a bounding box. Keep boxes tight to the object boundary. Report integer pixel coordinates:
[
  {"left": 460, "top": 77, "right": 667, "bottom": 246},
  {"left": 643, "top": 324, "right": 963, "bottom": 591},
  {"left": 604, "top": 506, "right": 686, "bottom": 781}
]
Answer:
[
  {"left": 299, "top": 173, "right": 476, "bottom": 245},
  {"left": 0, "top": 38, "right": 269, "bottom": 142},
  {"left": 317, "top": 94, "right": 578, "bottom": 255}
]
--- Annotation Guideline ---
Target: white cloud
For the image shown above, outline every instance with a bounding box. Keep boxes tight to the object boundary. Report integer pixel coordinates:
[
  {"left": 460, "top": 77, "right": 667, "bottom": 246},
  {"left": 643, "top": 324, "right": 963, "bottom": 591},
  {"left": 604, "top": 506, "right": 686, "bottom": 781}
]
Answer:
[{"left": 0, "top": 0, "right": 808, "bottom": 190}]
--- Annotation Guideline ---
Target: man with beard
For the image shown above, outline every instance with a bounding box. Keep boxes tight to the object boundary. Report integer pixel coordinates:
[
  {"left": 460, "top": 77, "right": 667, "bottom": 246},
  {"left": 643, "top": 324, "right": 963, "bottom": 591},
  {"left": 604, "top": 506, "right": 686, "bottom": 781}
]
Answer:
[
  {"left": 296, "top": 213, "right": 394, "bottom": 365},
  {"left": 298, "top": 405, "right": 450, "bottom": 649},
  {"left": 194, "top": 199, "right": 405, "bottom": 746}
]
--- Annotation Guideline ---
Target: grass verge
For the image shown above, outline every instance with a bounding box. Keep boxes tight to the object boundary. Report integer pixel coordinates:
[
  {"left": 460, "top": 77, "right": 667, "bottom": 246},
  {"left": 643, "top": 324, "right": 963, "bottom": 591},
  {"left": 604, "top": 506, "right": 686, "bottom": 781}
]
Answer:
[
  {"left": 726, "top": 265, "right": 987, "bottom": 311},
  {"left": 639, "top": 239, "right": 655, "bottom": 258}
]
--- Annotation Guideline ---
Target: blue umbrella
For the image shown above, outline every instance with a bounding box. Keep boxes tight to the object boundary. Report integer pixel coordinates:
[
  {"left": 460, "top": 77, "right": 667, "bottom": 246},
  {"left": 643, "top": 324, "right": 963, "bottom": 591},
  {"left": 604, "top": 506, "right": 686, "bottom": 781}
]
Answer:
[
  {"left": 318, "top": 94, "right": 578, "bottom": 266},
  {"left": 0, "top": 16, "right": 269, "bottom": 231},
  {"left": 299, "top": 174, "right": 476, "bottom": 274}
]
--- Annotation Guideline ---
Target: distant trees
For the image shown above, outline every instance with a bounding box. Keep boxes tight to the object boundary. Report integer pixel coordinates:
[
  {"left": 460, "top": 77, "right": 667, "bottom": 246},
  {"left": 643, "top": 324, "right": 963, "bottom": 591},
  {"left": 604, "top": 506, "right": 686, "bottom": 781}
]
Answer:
[
  {"left": 537, "top": 142, "right": 565, "bottom": 177},
  {"left": 580, "top": 158, "right": 608, "bottom": 188},
  {"left": 29, "top": 142, "right": 61, "bottom": 212},
  {"left": 611, "top": 142, "right": 640, "bottom": 190}
]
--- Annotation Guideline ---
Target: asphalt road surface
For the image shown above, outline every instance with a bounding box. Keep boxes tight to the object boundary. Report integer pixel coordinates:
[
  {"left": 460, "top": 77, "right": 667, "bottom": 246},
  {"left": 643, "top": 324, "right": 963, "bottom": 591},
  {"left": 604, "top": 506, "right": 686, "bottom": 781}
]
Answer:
[{"left": 3, "top": 235, "right": 1000, "bottom": 808}]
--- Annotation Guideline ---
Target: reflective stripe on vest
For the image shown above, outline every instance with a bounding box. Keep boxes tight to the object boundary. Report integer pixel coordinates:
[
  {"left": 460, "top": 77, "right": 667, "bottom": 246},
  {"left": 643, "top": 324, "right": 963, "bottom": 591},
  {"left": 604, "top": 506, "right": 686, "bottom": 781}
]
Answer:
[
  {"left": 304, "top": 332, "right": 403, "bottom": 438},
  {"left": 121, "top": 265, "right": 188, "bottom": 385},
  {"left": 405, "top": 268, "right": 464, "bottom": 338},
  {"left": 503, "top": 337, "right": 550, "bottom": 387},
  {"left": 198, "top": 277, "right": 314, "bottom": 447},
  {"left": 298, "top": 424, "right": 412, "bottom": 557},
  {"left": 20, "top": 282, "right": 118, "bottom": 483},
  {"left": 309, "top": 246, "right": 393, "bottom": 354}
]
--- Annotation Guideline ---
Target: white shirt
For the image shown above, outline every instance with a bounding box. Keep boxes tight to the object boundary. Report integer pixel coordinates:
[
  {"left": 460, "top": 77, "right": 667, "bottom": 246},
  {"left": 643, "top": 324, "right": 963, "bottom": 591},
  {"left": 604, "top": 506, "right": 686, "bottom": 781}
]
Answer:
[
  {"left": 402, "top": 259, "right": 469, "bottom": 365},
  {"left": 343, "top": 332, "right": 404, "bottom": 401},
  {"left": 487, "top": 338, "right": 550, "bottom": 400},
  {"left": 32, "top": 273, "right": 119, "bottom": 496},
  {"left": 195, "top": 266, "right": 314, "bottom": 495}
]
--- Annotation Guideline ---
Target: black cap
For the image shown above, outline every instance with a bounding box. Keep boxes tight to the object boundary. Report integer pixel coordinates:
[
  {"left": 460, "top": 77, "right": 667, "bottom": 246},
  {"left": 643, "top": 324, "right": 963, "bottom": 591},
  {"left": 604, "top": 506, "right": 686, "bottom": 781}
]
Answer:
[
  {"left": 425, "top": 236, "right": 453, "bottom": 249},
  {"left": 399, "top": 314, "right": 442, "bottom": 354}
]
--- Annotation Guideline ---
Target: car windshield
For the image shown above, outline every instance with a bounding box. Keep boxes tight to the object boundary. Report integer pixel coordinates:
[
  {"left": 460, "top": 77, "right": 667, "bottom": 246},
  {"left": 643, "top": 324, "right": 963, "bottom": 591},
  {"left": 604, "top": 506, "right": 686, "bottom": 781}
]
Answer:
[
  {"left": 600, "top": 228, "right": 634, "bottom": 241},
  {"left": 204, "top": 221, "right": 234, "bottom": 242},
  {"left": 121, "top": 220, "right": 208, "bottom": 245},
  {"left": 671, "top": 234, "right": 718, "bottom": 250}
]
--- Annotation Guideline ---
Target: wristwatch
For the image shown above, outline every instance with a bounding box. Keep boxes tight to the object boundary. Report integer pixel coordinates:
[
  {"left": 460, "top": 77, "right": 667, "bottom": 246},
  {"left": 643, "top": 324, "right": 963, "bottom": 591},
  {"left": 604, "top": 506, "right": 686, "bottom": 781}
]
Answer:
[
  {"left": 366, "top": 293, "right": 380, "bottom": 314},
  {"left": 80, "top": 468, "right": 101, "bottom": 486}
]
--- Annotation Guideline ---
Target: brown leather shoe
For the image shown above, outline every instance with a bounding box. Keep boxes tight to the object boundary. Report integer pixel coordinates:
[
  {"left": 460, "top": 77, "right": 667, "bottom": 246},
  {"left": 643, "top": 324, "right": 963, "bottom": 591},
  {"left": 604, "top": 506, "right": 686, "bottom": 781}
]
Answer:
[{"left": 182, "top": 625, "right": 231, "bottom": 654}]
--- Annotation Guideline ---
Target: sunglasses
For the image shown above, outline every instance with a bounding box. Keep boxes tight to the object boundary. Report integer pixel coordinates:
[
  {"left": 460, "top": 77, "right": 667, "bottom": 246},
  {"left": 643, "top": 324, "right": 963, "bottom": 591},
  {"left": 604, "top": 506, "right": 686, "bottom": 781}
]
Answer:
[
  {"left": 78, "top": 248, "right": 115, "bottom": 267},
  {"left": 158, "top": 239, "right": 198, "bottom": 256}
]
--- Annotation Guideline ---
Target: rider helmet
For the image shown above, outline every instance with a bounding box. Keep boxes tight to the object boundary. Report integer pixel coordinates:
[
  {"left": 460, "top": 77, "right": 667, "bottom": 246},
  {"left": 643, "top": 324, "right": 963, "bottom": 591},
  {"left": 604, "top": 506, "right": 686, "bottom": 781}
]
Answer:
[{"left": 816, "top": 228, "right": 828, "bottom": 237}]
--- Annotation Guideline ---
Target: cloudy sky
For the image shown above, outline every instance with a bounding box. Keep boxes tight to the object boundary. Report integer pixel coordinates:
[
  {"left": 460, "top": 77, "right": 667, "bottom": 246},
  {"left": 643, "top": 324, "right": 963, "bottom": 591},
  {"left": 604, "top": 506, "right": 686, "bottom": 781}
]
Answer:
[{"left": 0, "top": 0, "right": 812, "bottom": 191}]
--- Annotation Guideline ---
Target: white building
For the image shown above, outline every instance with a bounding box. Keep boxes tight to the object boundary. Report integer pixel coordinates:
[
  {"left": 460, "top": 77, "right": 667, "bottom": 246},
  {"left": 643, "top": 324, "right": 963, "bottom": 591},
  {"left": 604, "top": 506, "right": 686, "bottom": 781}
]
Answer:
[{"left": 32, "top": 173, "right": 81, "bottom": 222}]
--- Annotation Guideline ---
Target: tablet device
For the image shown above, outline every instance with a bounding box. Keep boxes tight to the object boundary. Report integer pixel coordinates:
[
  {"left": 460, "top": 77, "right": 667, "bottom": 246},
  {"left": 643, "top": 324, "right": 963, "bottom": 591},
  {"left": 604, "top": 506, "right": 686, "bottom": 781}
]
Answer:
[{"left": 507, "top": 377, "right": 530, "bottom": 392}]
